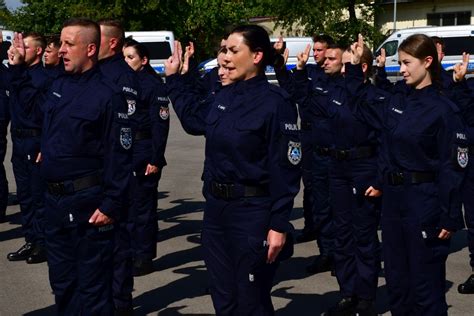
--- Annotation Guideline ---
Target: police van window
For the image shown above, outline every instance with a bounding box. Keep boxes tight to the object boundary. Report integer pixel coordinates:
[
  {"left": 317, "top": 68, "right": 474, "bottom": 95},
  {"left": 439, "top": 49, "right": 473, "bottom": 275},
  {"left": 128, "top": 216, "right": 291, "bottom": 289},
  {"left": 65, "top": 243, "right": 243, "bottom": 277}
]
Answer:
[
  {"left": 141, "top": 42, "right": 172, "bottom": 60},
  {"left": 443, "top": 37, "right": 474, "bottom": 56},
  {"left": 380, "top": 40, "right": 398, "bottom": 56},
  {"left": 0, "top": 41, "right": 11, "bottom": 61}
]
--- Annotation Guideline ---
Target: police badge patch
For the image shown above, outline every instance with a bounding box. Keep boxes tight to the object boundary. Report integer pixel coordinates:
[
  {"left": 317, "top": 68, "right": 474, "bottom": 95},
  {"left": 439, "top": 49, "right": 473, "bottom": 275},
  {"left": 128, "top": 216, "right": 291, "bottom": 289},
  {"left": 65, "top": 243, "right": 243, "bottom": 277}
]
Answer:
[
  {"left": 160, "top": 106, "right": 169, "bottom": 120},
  {"left": 457, "top": 147, "right": 468, "bottom": 168},
  {"left": 288, "top": 141, "right": 302, "bottom": 165},
  {"left": 120, "top": 127, "right": 132, "bottom": 150},
  {"left": 127, "top": 99, "right": 136, "bottom": 116}
]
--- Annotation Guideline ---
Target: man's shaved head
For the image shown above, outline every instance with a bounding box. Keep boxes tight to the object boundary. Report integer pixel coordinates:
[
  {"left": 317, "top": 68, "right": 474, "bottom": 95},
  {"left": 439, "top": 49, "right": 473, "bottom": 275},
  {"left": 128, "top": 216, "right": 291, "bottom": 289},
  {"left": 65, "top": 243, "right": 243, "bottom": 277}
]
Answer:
[{"left": 62, "top": 18, "right": 100, "bottom": 50}]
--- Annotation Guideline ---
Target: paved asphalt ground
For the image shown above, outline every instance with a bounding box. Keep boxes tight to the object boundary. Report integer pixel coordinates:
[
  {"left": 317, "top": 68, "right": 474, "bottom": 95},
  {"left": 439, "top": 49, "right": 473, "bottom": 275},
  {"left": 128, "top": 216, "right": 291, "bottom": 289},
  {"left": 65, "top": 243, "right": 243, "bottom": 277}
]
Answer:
[{"left": 1, "top": 112, "right": 474, "bottom": 315}]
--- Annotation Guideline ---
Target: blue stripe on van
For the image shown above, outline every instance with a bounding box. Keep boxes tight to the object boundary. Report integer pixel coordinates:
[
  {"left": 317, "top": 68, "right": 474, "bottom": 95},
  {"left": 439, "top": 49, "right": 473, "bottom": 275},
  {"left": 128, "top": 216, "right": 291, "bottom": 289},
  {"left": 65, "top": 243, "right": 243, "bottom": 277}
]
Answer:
[{"left": 385, "top": 62, "right": 474, "bottom": 74}]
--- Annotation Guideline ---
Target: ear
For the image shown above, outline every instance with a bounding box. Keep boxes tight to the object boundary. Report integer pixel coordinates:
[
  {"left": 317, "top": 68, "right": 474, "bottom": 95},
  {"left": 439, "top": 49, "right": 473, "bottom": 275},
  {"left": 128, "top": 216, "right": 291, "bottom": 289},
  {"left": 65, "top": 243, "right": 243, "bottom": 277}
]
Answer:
[
  {"left": 253, "top": 51, "right": 264, "bottom": 65},
  {"left": 424, "top": 56, "right": 433, "bottom": 69},
  {"left": 109, "top": 37, "right": 118, "bottom": 51},
  {"left": 87, "top": 43, "right": 97, "bottom": 58},
  {"left": 141, "top": 56, "right": 148, "bottom": 66},
  {"left": 36, "top": 46, "right": 43, "bottom": 57},
  {"left": 361, "top": 63, "right": 368, "bottom": 73}
]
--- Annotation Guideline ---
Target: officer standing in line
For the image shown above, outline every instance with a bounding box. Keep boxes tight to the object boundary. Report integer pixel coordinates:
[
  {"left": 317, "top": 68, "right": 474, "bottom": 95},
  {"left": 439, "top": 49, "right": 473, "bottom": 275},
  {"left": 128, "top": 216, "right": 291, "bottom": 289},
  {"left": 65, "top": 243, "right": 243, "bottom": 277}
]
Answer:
[
  {"left": 43, "top": 35, "right": 64, "bottom": 76},
  {"left": 123, "top": 39, "right": 170, "bottom": 277},
  {"left": 3, "top": 32, "right": 49, "bottom": 264},
  {"left": 274, "top": 35, "right": 336, "bottom": 274},
  {"left": 97, "top": 19, "right": 141, "bottom": 315},
  {"left": 8, "top": 19, "right": 131, "bottom": 315}
]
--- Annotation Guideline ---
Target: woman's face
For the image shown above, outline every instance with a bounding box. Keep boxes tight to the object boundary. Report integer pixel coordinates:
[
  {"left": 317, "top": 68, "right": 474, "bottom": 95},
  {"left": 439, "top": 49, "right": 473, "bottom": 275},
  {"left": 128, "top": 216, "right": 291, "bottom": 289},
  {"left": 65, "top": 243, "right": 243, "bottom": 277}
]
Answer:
[
  {"left": 217, "top": 53, "right": 231, "bottom": 86},
  {"left": 123, "top": 46, "right": 146, "bottom": 72},
  {"left": 399, "top": 50, "right": 433, "bottom": 89},
  {"left": 224, "top": 32, "right": 262, "bottom": 81}
]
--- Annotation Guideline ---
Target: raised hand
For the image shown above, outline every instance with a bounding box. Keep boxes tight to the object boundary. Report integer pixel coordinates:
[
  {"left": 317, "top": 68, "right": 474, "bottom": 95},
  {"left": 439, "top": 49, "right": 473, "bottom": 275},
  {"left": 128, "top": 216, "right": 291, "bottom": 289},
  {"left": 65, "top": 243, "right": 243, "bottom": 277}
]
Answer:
[
  {"left": 8, "top": 32, "right": 26, "bottom": 65},
  {"left": 350, "top": 33, "right": 364, "bottom": 65},
  {"left": 296, "top": 44, "right": 311, "bottom": 70},
  {"left": 165, "top": 40, "right": 183, "bottom": 76},
  {"left": 181, "top": 41, "right": 195, "bottom": 75},
  {"left": 376, "top": 48, "right": 386, "bottom": 67},
  {"left": 453, "top": 52, "right": 470, "bottom": 82}
]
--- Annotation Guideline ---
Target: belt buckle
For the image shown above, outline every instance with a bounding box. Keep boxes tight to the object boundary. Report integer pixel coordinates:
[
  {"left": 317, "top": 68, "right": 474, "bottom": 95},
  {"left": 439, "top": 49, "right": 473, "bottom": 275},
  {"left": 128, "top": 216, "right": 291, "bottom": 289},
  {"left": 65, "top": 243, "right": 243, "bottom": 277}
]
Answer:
[
  {"left": 336, "top": 150, "right": 349, "bottom": 160},
  {"left": 390, "top": 172, "right": 404, "bottom": 185},
  {"left": 49, "top": 182, "right": 65, "bottom": 194},
  {"left": 213, "top": 182, "right": 234, "bottom": 200}
]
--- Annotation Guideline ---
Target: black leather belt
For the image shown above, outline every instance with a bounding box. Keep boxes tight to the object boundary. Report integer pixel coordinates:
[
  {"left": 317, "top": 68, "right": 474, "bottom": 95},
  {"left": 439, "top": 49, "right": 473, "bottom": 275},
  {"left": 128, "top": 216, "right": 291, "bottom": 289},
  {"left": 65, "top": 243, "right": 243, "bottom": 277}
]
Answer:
[
  {"left": 210, "top": 181, "right": 269, "bottom": 200},
  {"left": 387, "top": 171, "right": 436, "bottom": 186},
  {"left": 47, "top": 172, "right": 102, "bottom": 195},
  {"left": 314, "top": 146, "right": 330, "bottom": 156},
  {"left": 329, "top": 146, "right": 375, "bottom": 161},
  {"left": 11, "top": 128, "right": 41, "bottom": 138},
  {"left": 301, "top": 121, "right": 311, "bottom": 131},
  {"left": 135, "top": 130, "right": 152, "bottom": 141}
]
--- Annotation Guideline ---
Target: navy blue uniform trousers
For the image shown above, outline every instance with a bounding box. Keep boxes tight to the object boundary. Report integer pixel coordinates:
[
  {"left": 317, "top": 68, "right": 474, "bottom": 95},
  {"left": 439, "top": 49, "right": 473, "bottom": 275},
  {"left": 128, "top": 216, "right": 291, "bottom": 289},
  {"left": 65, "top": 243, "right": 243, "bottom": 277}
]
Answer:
[
  {"left": 311, "top": 151, "right": 334, "bottom": 256},
  {"left": 11, "top": 136, "right": 45, "bottom": 245},
  {"left": 0, "top": 120, "right": 7, "bottom": 218},
  {"left": 382, "top": 183, "right": 449, "bottom": 316},
  {"left": 462, "top": 163, "right": 474, "bottom": 271},
  {"left": 330, "top": 158, "right": 379, "bottom": 301},
  {"left": 45, "top": 185, "right": 115, "bottom": 316},
  {"left": 202, "top": 190, "right": 279, "bottom": 316},
  {"left": 300, "top": 128, "right": 314, "bottom": 231}
]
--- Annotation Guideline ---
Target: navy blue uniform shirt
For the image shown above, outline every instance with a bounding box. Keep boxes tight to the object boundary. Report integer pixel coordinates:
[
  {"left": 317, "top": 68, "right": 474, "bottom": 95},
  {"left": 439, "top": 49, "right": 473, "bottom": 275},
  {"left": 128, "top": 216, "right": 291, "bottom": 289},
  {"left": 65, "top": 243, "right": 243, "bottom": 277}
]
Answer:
[
  {"left": 167, "top": 74, "right": 302, "bottom": 233},
  {"left": 40, "top": 67, "right": 132, "bottom": 218},
  {"left": 346, "top": 63, "right": 468, "bottom": 231}
]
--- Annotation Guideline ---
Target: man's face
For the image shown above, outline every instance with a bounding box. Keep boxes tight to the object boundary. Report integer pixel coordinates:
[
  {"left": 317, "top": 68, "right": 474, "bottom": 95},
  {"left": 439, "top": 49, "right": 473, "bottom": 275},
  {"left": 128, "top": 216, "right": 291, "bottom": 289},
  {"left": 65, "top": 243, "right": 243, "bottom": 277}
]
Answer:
[
  {"left": 59, "top": 26, "right": 94, "bottom": 74},
  {"left": 44, "top": 43, "right": 60, "bottom": 67},
  {"left": 23, "top": 36, "right": 41, "bottom": 66},
  {"left": 323, "top": 48, "right": 343, "bottom": 75},
  {"left": 313, "top": 41, "right": 328, "bottom": 65}
]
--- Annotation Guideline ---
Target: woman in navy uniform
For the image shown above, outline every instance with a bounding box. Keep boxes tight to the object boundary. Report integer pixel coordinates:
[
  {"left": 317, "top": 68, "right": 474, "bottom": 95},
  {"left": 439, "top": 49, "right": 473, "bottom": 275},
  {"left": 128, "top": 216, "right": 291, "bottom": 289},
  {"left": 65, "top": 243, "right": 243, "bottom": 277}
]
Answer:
[
  {"left": 123, "top": 40, "right": 170, "bottom": 276},
  {"left": 165, "top": 25, "right": 301, "bottom": 315},
  {"left": 346, "top": 34, "right": 468, "bottom": 315}
]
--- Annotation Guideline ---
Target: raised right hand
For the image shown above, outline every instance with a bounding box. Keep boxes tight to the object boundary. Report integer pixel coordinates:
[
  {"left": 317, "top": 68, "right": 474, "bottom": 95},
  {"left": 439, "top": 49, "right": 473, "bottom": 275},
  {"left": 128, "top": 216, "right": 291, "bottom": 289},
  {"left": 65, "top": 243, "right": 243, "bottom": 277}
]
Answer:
[
  {"left": 165, "top": 40, "right": 183, "bottom": 76},
  {"left": 296, "top": 44, "right": 310, "bottom": 70}
]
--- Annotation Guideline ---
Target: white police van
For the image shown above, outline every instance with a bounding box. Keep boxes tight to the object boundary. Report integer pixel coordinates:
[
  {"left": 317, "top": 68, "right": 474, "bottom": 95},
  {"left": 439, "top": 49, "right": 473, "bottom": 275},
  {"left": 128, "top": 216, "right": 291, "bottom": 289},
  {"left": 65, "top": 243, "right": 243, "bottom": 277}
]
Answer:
[
  {"left": 124, "top": 31, "right": 174, "bottom": 75},
  {"left": 1, "top": 30, "right": 13, "bottom": 65},
  {"left": 376, "top": 25, "right": 474, "bottom": 77},
  {"left": 199, "top": 37, "right": 315, "bottom": 84}
]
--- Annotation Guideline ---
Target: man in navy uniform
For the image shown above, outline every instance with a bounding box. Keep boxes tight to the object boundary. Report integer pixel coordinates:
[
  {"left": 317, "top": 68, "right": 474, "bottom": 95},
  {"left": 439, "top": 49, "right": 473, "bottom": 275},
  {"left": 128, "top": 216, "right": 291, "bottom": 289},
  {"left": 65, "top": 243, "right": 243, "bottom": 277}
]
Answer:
[
  {"left": 97, "top": 19, "right": 141, "bottom": 315},
  {"left": 8, "top": 19, "right": 131, "bottom": 314},
  {"left": 4, "top": 32, "right": 49, "bottom": 264}
]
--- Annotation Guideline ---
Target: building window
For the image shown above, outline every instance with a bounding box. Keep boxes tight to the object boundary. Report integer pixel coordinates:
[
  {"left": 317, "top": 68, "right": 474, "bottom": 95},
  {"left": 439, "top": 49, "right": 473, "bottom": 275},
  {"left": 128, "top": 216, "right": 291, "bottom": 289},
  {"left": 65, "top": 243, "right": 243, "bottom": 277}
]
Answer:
[{"left": 427, "top": 11, "right": 471, "bottom": 26}]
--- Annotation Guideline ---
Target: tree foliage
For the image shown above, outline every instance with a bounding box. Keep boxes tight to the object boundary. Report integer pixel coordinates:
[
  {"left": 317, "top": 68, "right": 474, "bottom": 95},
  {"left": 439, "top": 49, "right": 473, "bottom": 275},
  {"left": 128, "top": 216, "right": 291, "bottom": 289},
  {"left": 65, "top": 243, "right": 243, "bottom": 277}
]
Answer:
[{"left": 2, "top": 0, "right": 383, "bottom": 58}]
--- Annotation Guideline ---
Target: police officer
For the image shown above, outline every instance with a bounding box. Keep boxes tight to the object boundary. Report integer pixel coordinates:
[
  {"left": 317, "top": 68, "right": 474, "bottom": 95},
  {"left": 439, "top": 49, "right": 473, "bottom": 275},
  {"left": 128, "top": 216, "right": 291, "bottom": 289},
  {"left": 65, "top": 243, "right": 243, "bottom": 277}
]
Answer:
[
  {"left": 4, "top": 32, "right": 49, "bottom": 264},
  {"left": 294, "top": 42, "right": 381, "bottom": 315},
  {"left": 44, "top": 35, "right": 64, "bottom": 77},
  {"left": 165, "top": 25, "right": 301, "bottom": 315},
  {"left": 0, "top": 63, "right": 8, "bottom": 223},
  {"left": 8, "top": 18, "right": 132, "bottom": 315},
  {"left": 347, "top": 34, "right": 467, "bottom": 315},
  {"left": 123, "top": 39, "right": 170, "bottom": 276},
  {"left": 97, "top": 19, "right": 141, "bottom": 315},
  {"left": 274, "top": 35, "right": 336, "bottom": 274}
]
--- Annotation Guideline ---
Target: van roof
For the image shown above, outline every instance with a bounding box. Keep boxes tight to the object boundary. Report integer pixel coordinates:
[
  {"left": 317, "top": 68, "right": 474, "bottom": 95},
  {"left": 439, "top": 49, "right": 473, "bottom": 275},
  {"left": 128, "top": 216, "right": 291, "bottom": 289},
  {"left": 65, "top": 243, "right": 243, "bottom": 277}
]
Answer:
[{"left": 392, "top": 25, "right": 474, "bottom": 35}]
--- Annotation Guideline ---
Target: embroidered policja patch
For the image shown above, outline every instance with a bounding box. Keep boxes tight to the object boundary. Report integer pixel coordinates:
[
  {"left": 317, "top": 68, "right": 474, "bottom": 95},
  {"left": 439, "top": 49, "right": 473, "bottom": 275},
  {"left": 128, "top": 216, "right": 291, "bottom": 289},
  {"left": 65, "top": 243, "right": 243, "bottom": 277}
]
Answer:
[
  {"left": 160, "top": 106, "right": 169, "bottom": 120},
  {"left": 127, "top": 99, "right": 136, "bottom": 116},
  {"left": 457, "top": 147, "right": 468, "bottom": 168},
  {"left": 120, "top": 127, "right": 132, "bottom": 150},
  {"left": 287, "top": 141, "right": 302, "bottom": 165}
]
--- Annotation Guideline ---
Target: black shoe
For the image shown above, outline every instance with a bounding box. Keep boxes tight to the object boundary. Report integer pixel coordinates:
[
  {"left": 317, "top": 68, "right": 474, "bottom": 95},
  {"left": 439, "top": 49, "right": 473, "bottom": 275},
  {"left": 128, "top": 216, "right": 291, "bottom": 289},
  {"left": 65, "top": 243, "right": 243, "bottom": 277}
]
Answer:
[
  {"left": 115, "top": 306, "right": 133, "bottom": 316},
  {"left": 7, "top": 242, "right": 34, "bottom": 261},
  {"left": 306, "top": 255, "right": 334, "bottom": 274},
  {"left": 296, "top": 228, "right": 318, "bottom": 243},
  {"left": 354, "top": 299, "right": 377, "bottom": 316},
  {"left": 322, "top": 297, "right": 358, "bottom": 316},
  {"left": 458, "top": 274, "right": 474, "bottom": 294},
  {"left": 26, "top": 245, "right": 47, "bottom": 264},
  {"left": 133, "top": 258, "right": 154, "bottom": 277}
]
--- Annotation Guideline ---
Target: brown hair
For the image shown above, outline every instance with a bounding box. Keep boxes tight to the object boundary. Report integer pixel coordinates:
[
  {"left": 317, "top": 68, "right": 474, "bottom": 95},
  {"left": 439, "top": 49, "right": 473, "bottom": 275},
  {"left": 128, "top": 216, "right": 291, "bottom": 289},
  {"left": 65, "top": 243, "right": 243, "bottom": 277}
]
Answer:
[
  {"left": 63, "top": 18, "right": 100, "bottom": 49},
  {"left": 398, "top": 34, "right": 440, "bottom": 84},
  {"left": 24, "top": 32, "right": 46, "bottom": 51},
  {"left": 97, "top": 19, "right": 125, "bottom": 49}
]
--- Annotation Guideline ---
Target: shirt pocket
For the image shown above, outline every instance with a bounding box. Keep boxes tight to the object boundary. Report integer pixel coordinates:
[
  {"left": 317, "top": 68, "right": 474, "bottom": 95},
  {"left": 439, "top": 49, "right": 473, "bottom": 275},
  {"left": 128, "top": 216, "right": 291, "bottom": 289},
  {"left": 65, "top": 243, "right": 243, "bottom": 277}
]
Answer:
[
  {"left": 234, "top": 118, "right": 266, "bottom": 162},
  {"left": 68, "top": 105, "right": 102, "bottom": 154}
]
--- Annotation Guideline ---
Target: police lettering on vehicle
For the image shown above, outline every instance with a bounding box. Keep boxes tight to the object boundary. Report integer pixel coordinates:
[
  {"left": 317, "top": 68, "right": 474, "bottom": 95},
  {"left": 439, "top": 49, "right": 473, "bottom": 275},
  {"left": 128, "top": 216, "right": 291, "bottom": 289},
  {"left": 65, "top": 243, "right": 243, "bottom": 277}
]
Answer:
[
  {"left": 120, "top": 127, "right": 132, "bottom": 150},
  {"left": 159, "top": 106, "right": 169, "bottom": 120},
  {"left": 287, "top": 141, "right": 302, "bottom": 165},
  {"left": 457, "top": 146, "right": 469, "bottom": 168},
  {"left": 127, "top": 99, "right": 136, "bottom": 115}
]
